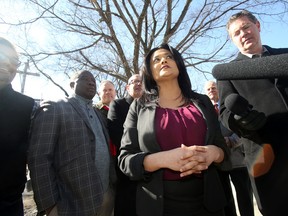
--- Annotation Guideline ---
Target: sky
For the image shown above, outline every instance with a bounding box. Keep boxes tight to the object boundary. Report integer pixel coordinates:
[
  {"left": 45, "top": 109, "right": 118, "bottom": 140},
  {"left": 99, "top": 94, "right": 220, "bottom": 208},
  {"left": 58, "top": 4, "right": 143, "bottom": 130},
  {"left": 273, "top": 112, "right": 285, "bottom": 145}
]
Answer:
[
  {"left": 0, "top": 0, "right": 71, "bottom": 101},
  {"left": 1, "top": 0, "right": 288, "bottom": 101}
]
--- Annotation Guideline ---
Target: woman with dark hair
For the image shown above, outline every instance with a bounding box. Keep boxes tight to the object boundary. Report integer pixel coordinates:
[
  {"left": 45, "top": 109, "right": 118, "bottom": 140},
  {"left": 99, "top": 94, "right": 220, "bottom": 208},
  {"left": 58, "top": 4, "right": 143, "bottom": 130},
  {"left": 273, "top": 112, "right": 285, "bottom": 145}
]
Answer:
[{"left": 118, "top": 44, "right": 231, "bottom": 216}]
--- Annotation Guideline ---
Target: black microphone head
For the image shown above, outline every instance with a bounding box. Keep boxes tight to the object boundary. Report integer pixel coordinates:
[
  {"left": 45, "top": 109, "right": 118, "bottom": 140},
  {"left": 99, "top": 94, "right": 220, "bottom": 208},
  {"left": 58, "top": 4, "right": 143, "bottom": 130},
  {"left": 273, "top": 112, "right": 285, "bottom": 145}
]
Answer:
[{"left": 224, "top": 94, "right": 249, "bottom": 116}]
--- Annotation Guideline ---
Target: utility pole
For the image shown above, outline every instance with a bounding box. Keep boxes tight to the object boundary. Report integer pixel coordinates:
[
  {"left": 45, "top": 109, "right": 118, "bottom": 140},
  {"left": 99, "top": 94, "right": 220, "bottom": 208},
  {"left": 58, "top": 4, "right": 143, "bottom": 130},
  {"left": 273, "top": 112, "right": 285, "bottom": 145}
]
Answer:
[{"left": 17, "top": 60, "right": 40, "bottom": 94}]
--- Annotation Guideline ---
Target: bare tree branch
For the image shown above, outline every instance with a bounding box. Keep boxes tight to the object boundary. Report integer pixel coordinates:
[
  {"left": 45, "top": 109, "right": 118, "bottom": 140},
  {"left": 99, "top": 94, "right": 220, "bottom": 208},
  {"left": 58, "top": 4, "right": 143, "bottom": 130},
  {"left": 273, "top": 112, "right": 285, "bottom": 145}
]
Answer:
[{"left": 2, "top": 0, "right": 288, "bottom": 97}]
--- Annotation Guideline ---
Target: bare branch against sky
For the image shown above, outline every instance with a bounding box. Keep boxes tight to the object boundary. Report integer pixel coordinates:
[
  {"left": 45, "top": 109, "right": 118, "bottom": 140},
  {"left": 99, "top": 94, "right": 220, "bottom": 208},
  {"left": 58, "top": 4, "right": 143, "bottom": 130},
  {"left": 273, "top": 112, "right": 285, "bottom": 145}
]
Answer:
[{"left": 1, "top": 0, "right": 288, "bottom": 99}]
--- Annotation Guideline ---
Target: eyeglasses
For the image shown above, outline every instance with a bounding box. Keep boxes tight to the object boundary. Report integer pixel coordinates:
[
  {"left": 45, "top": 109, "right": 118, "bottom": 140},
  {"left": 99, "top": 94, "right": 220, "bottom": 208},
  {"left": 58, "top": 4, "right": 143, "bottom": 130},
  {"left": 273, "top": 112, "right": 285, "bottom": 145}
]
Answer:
[
  {"left": 0, "top": 53, "right": 21, "bottom": 68},
  {"left": 128, "top": 79, "right": 142, "bottom": 85}
]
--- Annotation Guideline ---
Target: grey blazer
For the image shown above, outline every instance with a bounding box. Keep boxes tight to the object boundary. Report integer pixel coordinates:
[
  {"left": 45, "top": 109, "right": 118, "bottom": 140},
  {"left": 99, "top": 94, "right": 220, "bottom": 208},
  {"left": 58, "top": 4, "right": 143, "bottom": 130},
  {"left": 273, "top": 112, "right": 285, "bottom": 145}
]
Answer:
[
  {"left": 118, "top": 93, "right": 231, "bottom": 216},
  {"left": 28, "top": 97, "right": 114, "bottom": 216}
]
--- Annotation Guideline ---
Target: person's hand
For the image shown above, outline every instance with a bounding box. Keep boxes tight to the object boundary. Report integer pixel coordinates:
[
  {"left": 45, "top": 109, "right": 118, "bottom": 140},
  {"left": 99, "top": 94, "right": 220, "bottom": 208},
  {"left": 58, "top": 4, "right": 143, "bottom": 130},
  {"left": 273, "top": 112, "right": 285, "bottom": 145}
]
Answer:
[
  {"left": 143, "top": 144, "right": 223, "bottom": 177},
  {"left": 179, "top": 144, "right": 224, "bottom": 177},
  {"left": 162, "top": 145, "right": 207, "bottom": 173},
  {"left": 235, "top": 110, "right": 266, "bottom": 131}
]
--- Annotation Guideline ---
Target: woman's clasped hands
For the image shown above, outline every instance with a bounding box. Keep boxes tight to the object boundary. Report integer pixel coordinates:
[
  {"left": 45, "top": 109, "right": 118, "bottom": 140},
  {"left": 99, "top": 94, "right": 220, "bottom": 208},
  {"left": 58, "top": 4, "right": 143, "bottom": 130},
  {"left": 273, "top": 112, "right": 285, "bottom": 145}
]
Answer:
[{"left": 165, "top": 144, "right": 223, "bottom": 177}]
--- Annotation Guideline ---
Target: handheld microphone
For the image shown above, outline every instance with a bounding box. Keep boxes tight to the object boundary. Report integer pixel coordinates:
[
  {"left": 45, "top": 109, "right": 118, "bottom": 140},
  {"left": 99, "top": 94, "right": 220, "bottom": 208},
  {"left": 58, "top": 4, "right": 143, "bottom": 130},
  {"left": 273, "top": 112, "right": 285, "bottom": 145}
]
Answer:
[
  {"left": 224, "top": 94, "right": 274, "bottom": 178},
  {"left": 224, "top": 94, "right": 266, "bottom": 131},
  {"left": 224, "top": 93, "right": 250, "bottom": 120}
]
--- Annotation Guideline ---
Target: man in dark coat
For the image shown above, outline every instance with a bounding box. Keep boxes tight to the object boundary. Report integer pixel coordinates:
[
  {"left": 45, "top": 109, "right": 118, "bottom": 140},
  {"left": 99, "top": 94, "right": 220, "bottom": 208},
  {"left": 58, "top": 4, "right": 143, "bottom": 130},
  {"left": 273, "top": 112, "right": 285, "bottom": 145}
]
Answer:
[
  {"left": 0, "top": 37, "right": 35, "bottom": 216},
  {"left": 217, "top": 10, "right": 288, "bottom": 216},
  {"left": 107, "top": 74, "right": 143, "bottom": 216}
]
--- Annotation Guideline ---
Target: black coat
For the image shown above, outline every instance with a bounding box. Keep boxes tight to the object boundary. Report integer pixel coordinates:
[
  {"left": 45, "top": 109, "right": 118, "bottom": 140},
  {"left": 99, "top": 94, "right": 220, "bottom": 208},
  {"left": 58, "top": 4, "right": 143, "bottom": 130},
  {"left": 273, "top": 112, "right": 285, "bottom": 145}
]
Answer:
[
  {"left": 107, "top": 96, "right": 137, "bottom": 216},
  {"left": 108, "top": 96, "right": 134, "bottom": 154},
  {"left": 0, "top": 84, "right": 34, "bottom": 199},
  {"left": 217, "top": 45, "right": 288, "bottom": 216}
]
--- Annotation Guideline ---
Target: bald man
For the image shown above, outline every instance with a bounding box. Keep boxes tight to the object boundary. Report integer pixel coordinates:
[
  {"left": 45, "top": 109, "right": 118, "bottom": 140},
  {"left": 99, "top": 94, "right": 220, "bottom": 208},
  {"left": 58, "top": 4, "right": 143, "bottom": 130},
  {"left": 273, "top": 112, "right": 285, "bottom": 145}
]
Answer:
[{"left": 0, "top": 37, "right": 35, "bottom": 216}]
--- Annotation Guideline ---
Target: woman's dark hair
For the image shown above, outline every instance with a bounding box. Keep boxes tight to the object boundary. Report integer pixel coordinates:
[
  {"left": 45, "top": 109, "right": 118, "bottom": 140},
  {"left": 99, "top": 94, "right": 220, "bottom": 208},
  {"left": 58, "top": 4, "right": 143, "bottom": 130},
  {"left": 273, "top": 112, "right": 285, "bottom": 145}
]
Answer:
[{"left": 141, "top": 43, "right": 197, "bottom": 101}]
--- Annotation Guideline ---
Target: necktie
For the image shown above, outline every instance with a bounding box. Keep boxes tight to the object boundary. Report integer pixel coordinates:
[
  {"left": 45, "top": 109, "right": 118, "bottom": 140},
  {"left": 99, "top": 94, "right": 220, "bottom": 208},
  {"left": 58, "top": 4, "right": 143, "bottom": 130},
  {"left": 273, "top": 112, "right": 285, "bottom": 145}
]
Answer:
[
  {"left": 214, "top": 104, "right": 219, "bottom": 115},
  {"left": 103, "top": 105, "right": 109, "bottom": 111}
]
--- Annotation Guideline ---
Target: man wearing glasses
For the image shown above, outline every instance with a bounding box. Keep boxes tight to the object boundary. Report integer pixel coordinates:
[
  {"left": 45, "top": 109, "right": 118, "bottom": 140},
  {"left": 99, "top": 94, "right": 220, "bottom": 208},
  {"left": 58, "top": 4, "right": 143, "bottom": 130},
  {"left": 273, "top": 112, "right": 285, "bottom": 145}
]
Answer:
[{"left": 107, "top": 74, "right": 143, "bottom": 216}]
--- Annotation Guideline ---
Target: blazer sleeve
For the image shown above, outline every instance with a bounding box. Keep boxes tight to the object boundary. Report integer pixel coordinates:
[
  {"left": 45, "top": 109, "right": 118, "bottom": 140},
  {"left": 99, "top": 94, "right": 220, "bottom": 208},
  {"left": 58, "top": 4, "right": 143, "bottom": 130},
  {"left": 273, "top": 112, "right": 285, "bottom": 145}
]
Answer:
[
  {"left": 199, "top": 94, "right": 231, "bottom": 171},
  {"left": 28, "top": 101, "right": 59, "bottom": 212},
  {"left": 118, "top": 100, "right": 151, "bottom": 181},
  {"left": 212, "top": 123, "right": 232, "bottom": 171}
]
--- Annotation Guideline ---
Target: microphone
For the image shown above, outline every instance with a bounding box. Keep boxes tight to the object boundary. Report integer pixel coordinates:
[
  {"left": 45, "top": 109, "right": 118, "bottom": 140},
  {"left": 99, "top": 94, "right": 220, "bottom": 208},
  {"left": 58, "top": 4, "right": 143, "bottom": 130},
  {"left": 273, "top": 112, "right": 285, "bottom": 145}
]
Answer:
[
  {"left": 224, "top": 93, "right": 274, "bottom": 178},
  {"left": 212, "top": 53, "right": 288, "bottom": 80},
  {"left": 224, "top": 94, "right": 266, "bottom": 131},
  {"left": 224, "top": 93, "right": 250, "bottom": 120}
]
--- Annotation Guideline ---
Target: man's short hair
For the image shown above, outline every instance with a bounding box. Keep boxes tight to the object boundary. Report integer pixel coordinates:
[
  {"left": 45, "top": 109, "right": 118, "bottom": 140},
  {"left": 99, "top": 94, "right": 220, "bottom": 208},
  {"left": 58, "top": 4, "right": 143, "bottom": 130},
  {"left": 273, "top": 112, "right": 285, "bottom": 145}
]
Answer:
[
  {"left": 100, "top": 80, "right": 114, "bottom": 87},
  {"left": 70, "top": 70, "right": 91, "bottom": 82},
  {"left": 226, "top": 10, "right": 258, "bottom": 31},
  {"left": 128, "top": 74, "right": 142, "bottom": 85}
]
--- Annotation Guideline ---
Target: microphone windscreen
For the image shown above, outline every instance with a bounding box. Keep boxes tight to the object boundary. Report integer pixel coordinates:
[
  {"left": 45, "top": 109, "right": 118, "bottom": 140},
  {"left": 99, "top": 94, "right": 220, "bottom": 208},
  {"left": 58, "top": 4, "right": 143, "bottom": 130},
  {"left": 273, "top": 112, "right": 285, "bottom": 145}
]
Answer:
[
  {"left": 212, "top": 53, "right": 288, "bottom": 80},
  {"left": 224, "top": 94, "right": 248, "bottom": 116}
]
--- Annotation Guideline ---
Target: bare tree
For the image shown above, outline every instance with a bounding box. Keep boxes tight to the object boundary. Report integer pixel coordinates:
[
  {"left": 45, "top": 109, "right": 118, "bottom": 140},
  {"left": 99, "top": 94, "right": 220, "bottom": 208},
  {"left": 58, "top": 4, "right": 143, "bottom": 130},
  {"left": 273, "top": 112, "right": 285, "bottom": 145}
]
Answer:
[{"left": 2, "top": 0, "right": 288, "bottom": 97}]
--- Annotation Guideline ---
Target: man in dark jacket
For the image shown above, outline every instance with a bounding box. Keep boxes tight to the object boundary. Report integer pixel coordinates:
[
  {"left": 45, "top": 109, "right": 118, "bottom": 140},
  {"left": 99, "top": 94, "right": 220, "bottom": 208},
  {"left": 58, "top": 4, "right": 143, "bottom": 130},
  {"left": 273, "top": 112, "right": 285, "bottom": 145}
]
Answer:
[
  {"left": 107, "top": 74, "right": 143, "bottom": 216},
  {"left": 0, "top": 37, "right": 35, "bottom": 216},
  {"left": 217, "top": 10, "right": 288, "bottom": 216}
]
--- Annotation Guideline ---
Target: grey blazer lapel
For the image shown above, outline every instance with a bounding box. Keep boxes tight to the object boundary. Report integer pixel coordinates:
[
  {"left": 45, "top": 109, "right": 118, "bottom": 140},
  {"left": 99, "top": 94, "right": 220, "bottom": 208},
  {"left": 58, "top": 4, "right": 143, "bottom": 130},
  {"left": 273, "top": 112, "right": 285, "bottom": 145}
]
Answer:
[{"left": 68, "top": 97, "right": 94, "bottom": 132}]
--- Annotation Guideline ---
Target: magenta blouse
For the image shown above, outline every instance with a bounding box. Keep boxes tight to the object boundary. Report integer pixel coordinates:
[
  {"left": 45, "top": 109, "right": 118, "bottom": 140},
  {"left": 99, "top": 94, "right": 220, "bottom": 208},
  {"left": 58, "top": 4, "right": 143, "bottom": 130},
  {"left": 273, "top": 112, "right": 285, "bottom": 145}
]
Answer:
[{"left": 155, "top": 103, "right": 207, "bottom": 180}]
